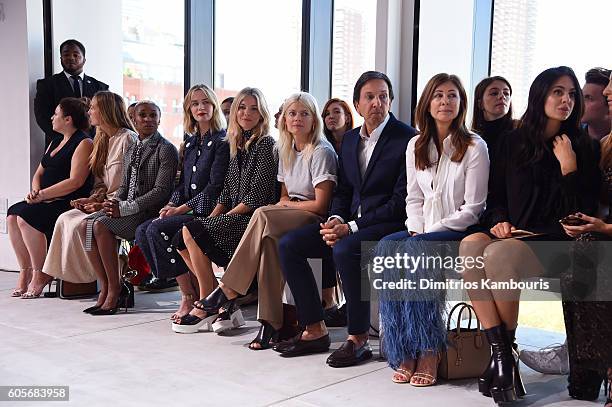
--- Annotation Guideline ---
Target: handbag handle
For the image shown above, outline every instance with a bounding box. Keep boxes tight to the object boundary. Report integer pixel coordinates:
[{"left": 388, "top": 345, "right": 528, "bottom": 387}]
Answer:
[{"left": 447, "top": 302, "right": 483, "bottom": 334}]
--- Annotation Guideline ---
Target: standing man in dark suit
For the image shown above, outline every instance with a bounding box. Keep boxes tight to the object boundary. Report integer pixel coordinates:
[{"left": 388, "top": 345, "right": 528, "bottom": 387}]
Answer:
[
  {"left": 34, "top": 39, "right": 109, "bottom": 147},
  {"left": 277, "top": 71, "right": 416, "bottom": 366}
]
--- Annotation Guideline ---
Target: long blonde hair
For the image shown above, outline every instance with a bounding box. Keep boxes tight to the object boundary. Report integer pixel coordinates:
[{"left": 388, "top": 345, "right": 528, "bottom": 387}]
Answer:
[
  {"left": 277, "top": 92, "right": 324, "bottom": 170},
  {"left": 226, "top": 87, "right": 271, "bottom": 158},
  {"left": 182, "top": 84, "right": 226, "bottom": 135},
  {"left": 90, "top": 91, "right": 134, "bottom": 178}
]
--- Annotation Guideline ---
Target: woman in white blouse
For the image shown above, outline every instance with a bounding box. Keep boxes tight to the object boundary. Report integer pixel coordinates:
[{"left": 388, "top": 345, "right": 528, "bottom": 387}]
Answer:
[{"left": 376, "top": 73, "right": 489, "bottom": 387}]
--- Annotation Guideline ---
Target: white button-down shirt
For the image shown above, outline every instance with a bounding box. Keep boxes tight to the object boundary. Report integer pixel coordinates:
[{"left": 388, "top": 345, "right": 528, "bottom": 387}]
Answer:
[
  {"left": 405, "top": 133, "right": 490, "bottom": 233},
  {"left": 357, "top": 113, "right": 389, "bottom": 178}
]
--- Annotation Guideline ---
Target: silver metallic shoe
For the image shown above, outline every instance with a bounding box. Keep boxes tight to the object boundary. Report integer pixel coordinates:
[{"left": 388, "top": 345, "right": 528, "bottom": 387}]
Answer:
[{"left": 519, "top": 341, "right": 569, "bottom": 375}]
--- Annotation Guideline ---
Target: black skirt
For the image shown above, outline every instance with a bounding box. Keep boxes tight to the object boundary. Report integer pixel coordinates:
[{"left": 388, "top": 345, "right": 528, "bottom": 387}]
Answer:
[{"left": 7, "top": 200, "right": 71, "bottom": 242}]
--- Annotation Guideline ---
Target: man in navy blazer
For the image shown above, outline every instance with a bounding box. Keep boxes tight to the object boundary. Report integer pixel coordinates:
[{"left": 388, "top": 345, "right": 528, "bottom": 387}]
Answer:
[
  {"left": 34, "top": 39, "right": 108, "bottom": 147},
  {"left": 277, "top": 71, "right": 416, "bottom": 366}
]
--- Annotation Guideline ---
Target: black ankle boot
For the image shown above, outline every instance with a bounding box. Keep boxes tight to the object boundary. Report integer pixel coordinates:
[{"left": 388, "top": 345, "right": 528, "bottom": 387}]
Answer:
[
  {"left": 480, "top": 324, "right": 519, "bottom": 403},
  {"left": 506, "top": 328, "right": 526, "bottom": 397}
]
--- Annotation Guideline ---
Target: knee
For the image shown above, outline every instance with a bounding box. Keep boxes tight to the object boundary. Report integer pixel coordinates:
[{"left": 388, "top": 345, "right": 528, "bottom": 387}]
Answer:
[
  {"left": 15, "top": 216, "right": 28, "bottom": 228},
  {"left": 459, "top": 233, "right": 490, "bottom": 258},
  {"left": 278, "top": 232, "right": 298, "bottom": 258},
  {"left": 483, "top": 240, "right": 523, "bottom": 277},
  {"left": 7, "top": 215, "right": 17, "bottom": 227},
  {"left": 93, "top": 221, "right": 109, "bottom": 237},
  {"left": 332, "top": 238, "right": 355, "bottom": 267},
  {"left": 181, "top": 225, "right": 194, "bottom": 244},
  {"left": 135, "top": 221, "right": 152, "bottom": 242}
]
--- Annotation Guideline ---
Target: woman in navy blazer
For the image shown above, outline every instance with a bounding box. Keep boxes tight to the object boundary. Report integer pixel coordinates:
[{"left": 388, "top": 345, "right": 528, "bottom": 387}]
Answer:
[{"left": 135, "top": 84, "right": 229, "bottom": 321}]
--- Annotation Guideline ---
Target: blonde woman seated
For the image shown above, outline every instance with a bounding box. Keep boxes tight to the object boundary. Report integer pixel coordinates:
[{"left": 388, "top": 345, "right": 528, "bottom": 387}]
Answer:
[
  {"left": 31, "top": 92, "right": 136, "bottom": 302},
  {"left": 171, "top": 87, "right": 278, "bottom": 333},
  {"left": 211, "top": 92, "right": 337, "bottom": 348}
]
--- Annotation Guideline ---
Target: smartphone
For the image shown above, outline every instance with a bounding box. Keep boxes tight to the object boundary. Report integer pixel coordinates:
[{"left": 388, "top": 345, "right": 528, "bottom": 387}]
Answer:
[{"left": 559, "top": 215, "right": 588, "bottom": 226}]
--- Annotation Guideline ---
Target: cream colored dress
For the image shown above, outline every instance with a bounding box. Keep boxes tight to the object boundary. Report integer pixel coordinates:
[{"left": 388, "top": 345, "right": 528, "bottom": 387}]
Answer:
[{"left": 43, "top": 128, "right": 137, "bottom": 282}]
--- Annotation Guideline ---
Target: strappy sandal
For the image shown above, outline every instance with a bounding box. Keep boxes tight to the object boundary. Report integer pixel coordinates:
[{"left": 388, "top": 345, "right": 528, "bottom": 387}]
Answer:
[
  {"left": 392, "top": 368, "right": 414, "bottom": 384},
  {"left": 249, "top": 321, "right": 280, "bottom": 350},
  {"left": 20, "top": 271, "right": 52, "bottom": 299},
  {"left": 409, "top": 351, "right": 441, "bottom": 387},
  {"left": 410, "top": 372, "right": 437, "bottom": 387},
  {"left": 11, "top": 268, "right": 32, "bottom": 297}
]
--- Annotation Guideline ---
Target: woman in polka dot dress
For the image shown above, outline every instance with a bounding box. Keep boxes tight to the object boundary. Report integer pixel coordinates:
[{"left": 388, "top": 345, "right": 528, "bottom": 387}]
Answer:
[
  {"left": 172, "top": 87, "right": 278, "bottom": 333},
  {"left": 135, "top": 84, "right": 229, "bottom": 321}
]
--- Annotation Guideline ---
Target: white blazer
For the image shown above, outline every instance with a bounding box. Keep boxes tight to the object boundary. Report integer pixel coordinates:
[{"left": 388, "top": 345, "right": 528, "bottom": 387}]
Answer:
[{"left": 405, "top": 133, "right": 489, "bottom": 233}]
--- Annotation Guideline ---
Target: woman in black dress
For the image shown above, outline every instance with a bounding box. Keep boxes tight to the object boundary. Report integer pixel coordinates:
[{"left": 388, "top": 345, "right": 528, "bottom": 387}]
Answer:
[
  {"left": 471, "top": 76, "right": 516, "bottom": 163},
  {"left": 459, "top": 66, "right": 601, "bottom": 403},
  {"left": 8, "top": 97, "right": 93, "bottom": 298},
  {"left": 171, "top": 87, "right": 278, "bottom": 333},
  {"left": 558, "top": 71, "right": 612, "bottom": 406}
]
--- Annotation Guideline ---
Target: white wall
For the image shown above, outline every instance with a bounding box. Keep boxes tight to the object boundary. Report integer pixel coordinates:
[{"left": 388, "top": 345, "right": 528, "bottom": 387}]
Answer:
[
  {"left": 0, "top": 0, "right": 123, "bottom": 270},
  {"left": 52, "top": 0, "right": 123, "bottom": 93},
  {"left": 0, "top": 0, "right": 45, "bottom": 270}
]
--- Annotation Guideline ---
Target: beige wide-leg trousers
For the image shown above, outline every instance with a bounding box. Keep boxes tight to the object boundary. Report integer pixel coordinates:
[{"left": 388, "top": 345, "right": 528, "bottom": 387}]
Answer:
[{"left": 222, "top": 205, "right": 322, "bottom": 329}]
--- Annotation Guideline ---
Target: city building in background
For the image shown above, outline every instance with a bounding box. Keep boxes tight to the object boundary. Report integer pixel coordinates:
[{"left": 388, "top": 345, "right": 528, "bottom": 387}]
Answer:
[{"left": 122, "top": 0, "right": 185, "bottom": 147}]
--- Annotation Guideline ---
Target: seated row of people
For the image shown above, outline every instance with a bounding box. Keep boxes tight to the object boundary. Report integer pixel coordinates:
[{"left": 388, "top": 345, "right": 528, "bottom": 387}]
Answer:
[{"left": 7, "top": 66, "right": 612, "bottom": 406}]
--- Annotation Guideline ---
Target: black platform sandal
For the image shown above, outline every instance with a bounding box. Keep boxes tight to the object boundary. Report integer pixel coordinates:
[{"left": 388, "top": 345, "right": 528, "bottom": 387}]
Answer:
[{"left": 249, "top": 321, "right": 280, "bottom": 350}]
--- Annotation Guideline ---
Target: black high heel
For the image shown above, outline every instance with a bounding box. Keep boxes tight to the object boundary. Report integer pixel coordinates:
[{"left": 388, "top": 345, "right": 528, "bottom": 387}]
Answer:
[
  {"left": 90, "top": 289, "right": 131, "bottom": 316},
  {"left": 479, "top": 327, "right": 525, "bottom": 398},
  {"left": 481, "top": 325, "right": 519, "bottom": 403},
  {"left": 249, "top": 321, "right": 280, "bottom": 350},
  {"left": 121, "top": 280, "right": 135, "bottom": 308},
  {"left": 83, "top": 305, "right": 101, "bottom": 314}
]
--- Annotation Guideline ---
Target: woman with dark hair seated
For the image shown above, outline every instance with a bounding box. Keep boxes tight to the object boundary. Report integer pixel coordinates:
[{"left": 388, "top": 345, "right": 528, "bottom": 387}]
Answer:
[
  {"left": 135, "top": 84, "right": 229, "bottom": 321},
  {"left": 377, "top": 73, "right": 489, "bottom": 387},
  {"left": 459, "top": 66, "right": 601, "bottom": 403},
  {"left": 83, "top": 101, "right": 178, "bottom": 315},
  {"left": 322, "top": 97, "right": 354, "bottom": 152},
  {"left": 555, "top": 71, "right": 612, "bottom": 407},
  {"left": 471, "top": 75, "right": 516, "bottom": 163},
  {"left": 171, "top": 87, "right": 278, "bottom": 333},
  {"left": 8, "top": 97, "right": 93, "bottom": 298}
]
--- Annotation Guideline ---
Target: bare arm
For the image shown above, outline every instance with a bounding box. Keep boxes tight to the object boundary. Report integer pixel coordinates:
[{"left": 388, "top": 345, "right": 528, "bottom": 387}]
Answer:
[
  {"left": 276, "top": 181, "right": 335, "bottom": 217},
  {"left": 34, "top": 139, "right": 93, "bottom": 201}
]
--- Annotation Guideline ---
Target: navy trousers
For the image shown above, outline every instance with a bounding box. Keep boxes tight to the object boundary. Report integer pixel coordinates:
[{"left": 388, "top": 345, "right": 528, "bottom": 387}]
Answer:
[{"left": 279, "top": 221, "right": 404, "bottom": 335}]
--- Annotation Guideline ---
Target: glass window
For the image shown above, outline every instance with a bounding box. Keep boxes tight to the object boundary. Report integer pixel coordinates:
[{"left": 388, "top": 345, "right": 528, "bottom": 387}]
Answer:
[
  {"left": 416, "top": 0, "right": 476, "bottom": 115},
  {"left": 330, "top": 0, "right": 377, "bottom": 124},
  {"left": 214, "top": 0, "right": 302, "bottom": 137},
  {"left": 122, "top": 0, "right": 185, "bottom": 147},
  {"left": 491, "top": 0, "right": 612, "bottom": 118}
]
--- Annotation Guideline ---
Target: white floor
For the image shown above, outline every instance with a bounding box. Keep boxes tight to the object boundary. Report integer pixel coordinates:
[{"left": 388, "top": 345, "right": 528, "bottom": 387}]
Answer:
[{"left": 0, "top": 271, "right": 604, "bottom": 407}]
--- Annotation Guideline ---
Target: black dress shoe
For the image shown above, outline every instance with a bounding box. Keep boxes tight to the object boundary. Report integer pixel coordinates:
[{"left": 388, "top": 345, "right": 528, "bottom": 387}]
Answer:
[
  {"left": 136, "top": 274, "right": 155, "bottom": 290},
  {"left": 279, "top": 334, "right": 331, "bottom": 358},
  {"left": 273, "top": 331, "right": 303, "bottom": 353},
  {"left": 140, "top": 277, "right": 179, "bottom": 292},
  {"left": 326, "top": 340, "right": 373, "bottom": 368},
  {"left": 324, "top": 304, "right": 347, "bottom": 327}
]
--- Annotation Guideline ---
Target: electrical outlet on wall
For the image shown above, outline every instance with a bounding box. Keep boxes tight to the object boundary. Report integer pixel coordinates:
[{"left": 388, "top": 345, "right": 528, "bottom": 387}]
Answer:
[
  {"left": 0, "top": 198, "right": 8, "bottom": 214},
  {"left": 0, "top": 217, "right": 6, "bottom": 234}
]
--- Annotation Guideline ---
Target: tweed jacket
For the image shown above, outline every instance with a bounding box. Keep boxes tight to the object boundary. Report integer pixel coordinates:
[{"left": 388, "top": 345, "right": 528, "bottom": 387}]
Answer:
[
  {"left": 169, "top": 129, "right": 229, "bottom": 216},
  {"left": 117, "top": 132, "right": 179, "bottom": 219}
]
